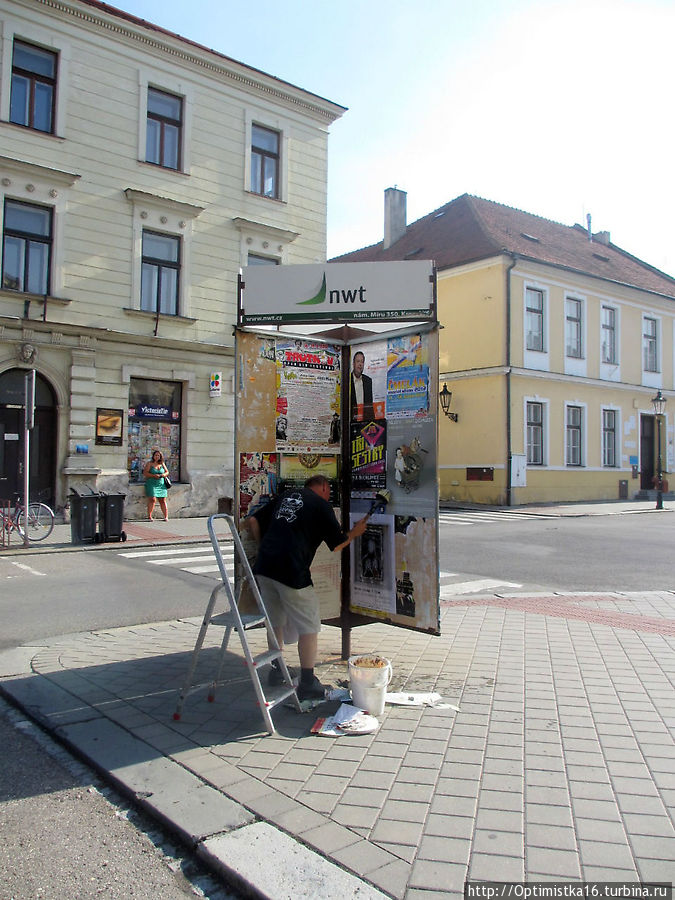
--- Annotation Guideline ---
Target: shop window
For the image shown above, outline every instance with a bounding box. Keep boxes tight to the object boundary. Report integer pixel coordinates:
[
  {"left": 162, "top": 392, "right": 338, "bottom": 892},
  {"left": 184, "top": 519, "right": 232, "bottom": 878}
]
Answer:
[{"left": 127, "top": 377, "right": 181, "bottom": 483}]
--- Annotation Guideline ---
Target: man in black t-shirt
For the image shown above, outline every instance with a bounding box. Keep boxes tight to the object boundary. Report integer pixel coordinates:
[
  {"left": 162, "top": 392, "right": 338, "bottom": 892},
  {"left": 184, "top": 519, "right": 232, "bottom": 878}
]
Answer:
[{"left": 247, "top": 474, "right": 367, "bottom": 701}]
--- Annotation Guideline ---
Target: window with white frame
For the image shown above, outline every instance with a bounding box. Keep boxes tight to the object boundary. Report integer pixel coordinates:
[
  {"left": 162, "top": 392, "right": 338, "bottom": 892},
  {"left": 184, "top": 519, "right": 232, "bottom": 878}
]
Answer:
[
  {"left": 526, "top": 287, "right": 544, "bottom": 351},
  {"left": 526, "top": 401, "right": 544, "bottom": 465},
  {"left": 124, "top": 189, "right": 203, "bottom": 319},
  {"left": 643, "top": 317, "right": 658, "bottom": 372},
  {"left": 565, "top": 297, "right": 583, "bottom": 358},
  {"left": 10, "top": 40, "right": 57, "bottom": 134},
  {"left": 251, "top": 124, "right": 280, "bottom": 198},
  {"left": 146, "top": 87, "right": 182, "bottom": 170},
  {"left": 602, "top": 409, "right": 617, "bottom": 467},
  {"left": 247, "top": 253, "right": 279, "bottom": 266},
  {"left": 566, "top": 405, "right": 583, "bottom": 466},
  {"left": 2, "top": 199, "right": 52, "bottom": 294},
  {"left": 601, "top": 305, "right": 617, "bottom": 364},
  {"left": 141, "top": 230, "right": 181, "bottom": 315}
]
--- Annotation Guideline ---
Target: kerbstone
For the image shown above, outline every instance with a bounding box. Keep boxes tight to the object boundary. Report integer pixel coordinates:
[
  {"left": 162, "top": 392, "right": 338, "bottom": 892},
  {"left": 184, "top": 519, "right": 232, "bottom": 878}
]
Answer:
[{"left": 200, "top": 823, "right": 389, "bottom": 899}]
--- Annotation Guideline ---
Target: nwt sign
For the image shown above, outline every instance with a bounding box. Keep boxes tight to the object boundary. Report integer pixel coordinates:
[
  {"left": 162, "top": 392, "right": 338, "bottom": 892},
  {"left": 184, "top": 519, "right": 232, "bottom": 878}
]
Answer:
[{"left": 239, "top": 260, "right": 434, "bottom": 325}]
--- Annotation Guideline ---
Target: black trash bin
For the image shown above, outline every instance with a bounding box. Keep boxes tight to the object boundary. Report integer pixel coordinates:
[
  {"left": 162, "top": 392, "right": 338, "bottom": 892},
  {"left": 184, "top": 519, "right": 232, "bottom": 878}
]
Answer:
[
  {"left": 98, "top": 492, "right": 126, "bottom": 542},
  {"left": 70, "top": 488, "right": 99, "bottom": 545}
]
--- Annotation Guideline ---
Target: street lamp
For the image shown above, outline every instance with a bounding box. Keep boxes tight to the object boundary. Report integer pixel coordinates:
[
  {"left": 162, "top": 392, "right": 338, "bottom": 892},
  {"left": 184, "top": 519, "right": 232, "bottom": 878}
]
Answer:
[
  {"left": 651, "top": 390, "right": 666, "bottom": 510},
  {"left": 439, "top": 383, "right": 458, "bottom": 422}
]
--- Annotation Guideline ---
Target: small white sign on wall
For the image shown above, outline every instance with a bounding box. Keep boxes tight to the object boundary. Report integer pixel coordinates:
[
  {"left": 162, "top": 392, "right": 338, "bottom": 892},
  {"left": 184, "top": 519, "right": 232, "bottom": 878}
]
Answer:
[{"left": 209, "top": 372, "right": 222, "bottom": 398}]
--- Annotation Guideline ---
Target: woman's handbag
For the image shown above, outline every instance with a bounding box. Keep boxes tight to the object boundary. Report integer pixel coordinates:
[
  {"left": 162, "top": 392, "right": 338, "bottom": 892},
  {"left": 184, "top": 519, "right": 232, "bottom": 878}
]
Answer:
[{"left": 164, "top": 475, "right": 172, "bottom": 489}]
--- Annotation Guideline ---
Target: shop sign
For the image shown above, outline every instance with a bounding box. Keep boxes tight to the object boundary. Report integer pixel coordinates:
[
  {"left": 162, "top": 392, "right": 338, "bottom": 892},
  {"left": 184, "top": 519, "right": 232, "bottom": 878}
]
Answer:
[{"left": 128, "top": 404, "right": 179, "bottom": 422}]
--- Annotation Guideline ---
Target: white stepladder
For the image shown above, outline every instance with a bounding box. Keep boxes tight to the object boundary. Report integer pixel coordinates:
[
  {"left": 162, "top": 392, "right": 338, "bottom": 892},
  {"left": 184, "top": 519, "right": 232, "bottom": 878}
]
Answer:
[{"left": 173, "top": 513, "right": 301, "bottom": 734}]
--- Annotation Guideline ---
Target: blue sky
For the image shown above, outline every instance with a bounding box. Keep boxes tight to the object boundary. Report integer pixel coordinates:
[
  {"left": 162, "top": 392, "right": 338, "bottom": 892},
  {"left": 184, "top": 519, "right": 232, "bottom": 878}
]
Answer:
[{"left": 112, "top": 0, "right": 675, "bottom": 275}]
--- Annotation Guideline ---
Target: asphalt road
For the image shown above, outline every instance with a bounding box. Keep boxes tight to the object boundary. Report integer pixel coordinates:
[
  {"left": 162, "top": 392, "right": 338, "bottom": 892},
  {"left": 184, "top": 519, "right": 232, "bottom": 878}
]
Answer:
[
  {"left": 0, "top": 699, "right": 239, "bottom": 900},
  {"left": 439, "top": 509, "right": 675, "bottom": 592}
]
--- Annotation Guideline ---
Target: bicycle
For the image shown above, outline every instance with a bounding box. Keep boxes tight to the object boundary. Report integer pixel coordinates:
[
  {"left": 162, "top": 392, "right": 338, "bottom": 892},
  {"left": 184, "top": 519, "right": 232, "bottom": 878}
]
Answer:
[{"left": 1, "top": 494, "right": 55, "bottom": 542}]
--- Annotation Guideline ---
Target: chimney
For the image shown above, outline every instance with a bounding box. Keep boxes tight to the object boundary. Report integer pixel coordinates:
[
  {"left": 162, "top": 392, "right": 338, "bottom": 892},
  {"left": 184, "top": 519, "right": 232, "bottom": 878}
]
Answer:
[
  {"left": 593, "top": 231, "right": 611, "bottom": 246},
  {"left": 384, "top": 187, "right": 407, "bottom": 249}
]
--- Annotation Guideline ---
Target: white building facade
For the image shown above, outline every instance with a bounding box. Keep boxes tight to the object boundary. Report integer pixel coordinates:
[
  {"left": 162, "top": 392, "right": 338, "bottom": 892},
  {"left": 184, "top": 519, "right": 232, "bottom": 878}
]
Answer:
[{"left": 0, "top": 0, "right": 344, "bottom": 517}]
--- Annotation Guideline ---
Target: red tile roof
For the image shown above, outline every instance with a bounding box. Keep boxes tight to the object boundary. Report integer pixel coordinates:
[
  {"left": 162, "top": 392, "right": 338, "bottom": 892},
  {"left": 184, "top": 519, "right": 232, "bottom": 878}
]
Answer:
[{"left": 331, "top": 194, "right": 675, "bottom": 299}]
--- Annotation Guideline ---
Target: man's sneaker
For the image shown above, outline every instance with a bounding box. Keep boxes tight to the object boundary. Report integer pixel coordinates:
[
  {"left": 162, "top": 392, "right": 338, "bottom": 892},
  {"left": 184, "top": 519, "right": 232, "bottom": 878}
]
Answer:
[
  {"left": 297, "top": 675, "right": 327, "bottom": 702},
  {"left": 267, "top": 664, "right": 297, "bottom": 687}
]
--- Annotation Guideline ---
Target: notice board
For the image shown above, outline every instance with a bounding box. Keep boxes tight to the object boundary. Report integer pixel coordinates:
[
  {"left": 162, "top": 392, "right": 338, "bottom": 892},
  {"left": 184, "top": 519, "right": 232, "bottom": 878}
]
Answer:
[{"left": 236, "top": 261, "right": 440, "bottom": 638}]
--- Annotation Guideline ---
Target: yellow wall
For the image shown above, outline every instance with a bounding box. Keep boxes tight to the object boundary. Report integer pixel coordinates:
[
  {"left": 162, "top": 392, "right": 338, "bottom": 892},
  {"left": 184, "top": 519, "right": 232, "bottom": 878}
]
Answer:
[
  {"left": 437, "top": 255, "right": 674, "bottom": 506},
  {"left": 438, "top": 263, "right": 506, "bottom": 373}
]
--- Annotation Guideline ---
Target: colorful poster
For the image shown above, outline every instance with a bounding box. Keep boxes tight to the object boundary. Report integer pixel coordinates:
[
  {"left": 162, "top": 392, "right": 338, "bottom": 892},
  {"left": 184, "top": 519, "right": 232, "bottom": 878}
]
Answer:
[
  {"left": 386, "top": 333, "right": 430, "bottom": 419},
  {"left": 280, "top": 454, "right": 339, "bottom": 503},
  {"left": 275, "top": 339, "right": 341, "bottom": 451},
  {"left": 239, "top": 453, "right": 278, "bottom": 518},
  {"left": 349, "top": 342, "right": 387, "bottom": 422},
  {"left": 350, "top": 419, "right": 386, "bottom": 492}
]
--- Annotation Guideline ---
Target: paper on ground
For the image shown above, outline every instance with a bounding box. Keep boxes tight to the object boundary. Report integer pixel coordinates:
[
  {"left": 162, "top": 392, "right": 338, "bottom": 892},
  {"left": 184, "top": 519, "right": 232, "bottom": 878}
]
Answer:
[
  {"left": 311, "top": 702, "right": 380, "bottom": 737},
  {"left": 385, "top": 692, "right": 460, "bottom": 711}
]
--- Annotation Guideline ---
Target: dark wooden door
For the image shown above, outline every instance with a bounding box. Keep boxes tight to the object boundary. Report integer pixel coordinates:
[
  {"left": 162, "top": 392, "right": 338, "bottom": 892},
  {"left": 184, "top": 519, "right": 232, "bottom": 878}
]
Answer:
[
  {"left": 640, "top": 415, "right": 655, "bottom": 490},
  {"left": 0, "top": 370, "right": 56, "bottom": 506},
  {"left": 0, "top": 405, "right": 22, "bottom": 502}
]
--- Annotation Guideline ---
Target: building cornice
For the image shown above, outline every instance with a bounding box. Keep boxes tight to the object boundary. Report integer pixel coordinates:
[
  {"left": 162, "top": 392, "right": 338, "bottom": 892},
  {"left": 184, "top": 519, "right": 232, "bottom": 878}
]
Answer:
[
  {"left": 35, "top": 0, "right": 346, "bottom": 123},
  {"left": 0, "top": 155, "right": 80, "bottom": 185},
  {"left": 232, "top": 216, "right": 299, "bottom": 244},
  {"left": 124, "top": 188, "right": 204, "bottom": 219}
]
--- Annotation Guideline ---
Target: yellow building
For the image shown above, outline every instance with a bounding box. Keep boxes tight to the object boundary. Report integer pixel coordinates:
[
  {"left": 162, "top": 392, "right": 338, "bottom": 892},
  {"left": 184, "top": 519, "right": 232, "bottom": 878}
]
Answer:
[{"left": 333, "top": 190, "right": 674, "bottom": 506}]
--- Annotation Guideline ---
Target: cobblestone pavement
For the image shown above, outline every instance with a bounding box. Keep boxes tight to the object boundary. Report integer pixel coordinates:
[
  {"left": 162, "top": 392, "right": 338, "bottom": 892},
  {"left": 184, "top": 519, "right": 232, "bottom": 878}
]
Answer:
[{"left": 2, "top": 589, "right": 673, "bottom": 897}]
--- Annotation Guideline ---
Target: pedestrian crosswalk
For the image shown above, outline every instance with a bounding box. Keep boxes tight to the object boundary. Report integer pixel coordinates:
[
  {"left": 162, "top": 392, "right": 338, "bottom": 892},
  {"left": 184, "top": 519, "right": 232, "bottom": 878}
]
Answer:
[
  {"left": 438, "top": 509, "right": 557, "bottom": 526},
  {"left": 118, "top": 543, "right": 234, "bottom": 580},
  {"left": 116, "top": 543, "right": 522, "bottom": 598}
]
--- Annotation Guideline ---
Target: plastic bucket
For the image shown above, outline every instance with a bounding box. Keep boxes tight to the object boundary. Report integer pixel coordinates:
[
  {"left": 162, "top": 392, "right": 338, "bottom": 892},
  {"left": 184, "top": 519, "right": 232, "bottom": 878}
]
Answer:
[{"left": 348, "top": 655, "right": 393, "bottom": 716}]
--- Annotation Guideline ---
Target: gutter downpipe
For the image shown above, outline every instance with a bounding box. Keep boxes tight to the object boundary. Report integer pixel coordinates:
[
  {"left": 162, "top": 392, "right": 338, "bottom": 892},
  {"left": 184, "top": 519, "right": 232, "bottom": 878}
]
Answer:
[{"left": 505, "top": 253, "right": 518, "bottom": 507}]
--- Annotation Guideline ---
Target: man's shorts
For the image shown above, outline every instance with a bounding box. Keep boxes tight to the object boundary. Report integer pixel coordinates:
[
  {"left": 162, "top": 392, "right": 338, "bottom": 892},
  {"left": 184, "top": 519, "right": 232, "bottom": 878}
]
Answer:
[{"left": 256, "top": 575, "right": 321, "bottom": 636}]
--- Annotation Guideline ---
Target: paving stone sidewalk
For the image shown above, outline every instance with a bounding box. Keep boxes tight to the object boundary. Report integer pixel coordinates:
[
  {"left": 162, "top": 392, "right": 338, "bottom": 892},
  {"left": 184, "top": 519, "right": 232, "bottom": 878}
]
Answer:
[{"left": 1, "top": 589, "right": 674, "bottom": 898}]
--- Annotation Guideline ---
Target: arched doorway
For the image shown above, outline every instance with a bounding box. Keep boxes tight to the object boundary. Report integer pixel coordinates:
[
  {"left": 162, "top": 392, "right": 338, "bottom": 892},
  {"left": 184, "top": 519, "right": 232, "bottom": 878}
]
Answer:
[{"left": 0, "top": 369, "right": 57, "bottom": 506}]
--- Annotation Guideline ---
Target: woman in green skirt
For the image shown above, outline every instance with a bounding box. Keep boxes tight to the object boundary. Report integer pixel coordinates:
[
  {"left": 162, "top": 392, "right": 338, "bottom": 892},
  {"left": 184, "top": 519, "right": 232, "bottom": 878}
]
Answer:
[{"left": 143, "top": 449, "right": 169, "bottom": 521}]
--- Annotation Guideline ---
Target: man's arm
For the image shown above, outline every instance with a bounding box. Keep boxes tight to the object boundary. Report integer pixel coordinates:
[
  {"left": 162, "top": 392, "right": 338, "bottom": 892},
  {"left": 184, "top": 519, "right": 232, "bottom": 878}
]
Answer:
[
  {"left": 332, "top": 514, "right": 369, "bottom": 554},
  {"left": 244, "top": 515, "right": 261, "bottom": 543}
]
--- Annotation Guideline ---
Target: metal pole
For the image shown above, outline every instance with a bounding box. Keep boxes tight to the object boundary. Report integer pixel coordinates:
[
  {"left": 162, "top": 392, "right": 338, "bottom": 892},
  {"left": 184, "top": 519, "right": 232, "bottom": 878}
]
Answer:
[
  {"left": 23, "top": 369, "right": 35, "bottom": 548},
  {"left": 656, "top": 414, "right": 663, "bottom": 510}
]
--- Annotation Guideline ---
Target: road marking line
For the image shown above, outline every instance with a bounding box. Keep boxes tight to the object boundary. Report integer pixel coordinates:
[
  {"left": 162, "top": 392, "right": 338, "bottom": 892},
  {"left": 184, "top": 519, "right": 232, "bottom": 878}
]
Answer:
[
  {"left": 148, "top": 555, "right": 229, "bottom": 566},
  {"left": 8, "top": 561, "right": 46, "bottom": 577},
  {"left": 441, "top": 578, "right": 522, "bottom": 596},
  {"left": 120, "top": 547, "right": 216, "bottom": 558},
  {"left": 182, "top": 564, "right": 232, "bottom": 575}
]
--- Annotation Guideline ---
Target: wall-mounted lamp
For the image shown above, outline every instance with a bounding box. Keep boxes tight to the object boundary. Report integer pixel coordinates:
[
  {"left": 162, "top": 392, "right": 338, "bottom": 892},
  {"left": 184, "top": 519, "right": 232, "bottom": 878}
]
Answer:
[{"left": 439, "top": 383, "right": 458, "bottom": 422}]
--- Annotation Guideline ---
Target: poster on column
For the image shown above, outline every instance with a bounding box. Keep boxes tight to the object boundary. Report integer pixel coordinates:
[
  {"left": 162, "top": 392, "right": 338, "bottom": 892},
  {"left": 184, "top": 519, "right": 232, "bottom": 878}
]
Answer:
[
  {"left": 275, "top": 339, "right": 341, "bottom": 452},
  {"left": 386, "top": 416, "right": 437, "bottom": 518},
  {"left": 386, "top": 333, "right": 430, "bottom": 419},
  {"left": 348, "top": 341, "right": 387, "bottom": 422},
  {"left": 239, "top": 453, "right": 278, "bottom": 518},
  {"left": 280, "top": 454, "right": 340, "bottom": 503},
  {"left": 350, "top": 419, "right": 387, "bottom": 495},
  {"left": 349, "top": 513, "right": 396, "bottom": 616}
]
